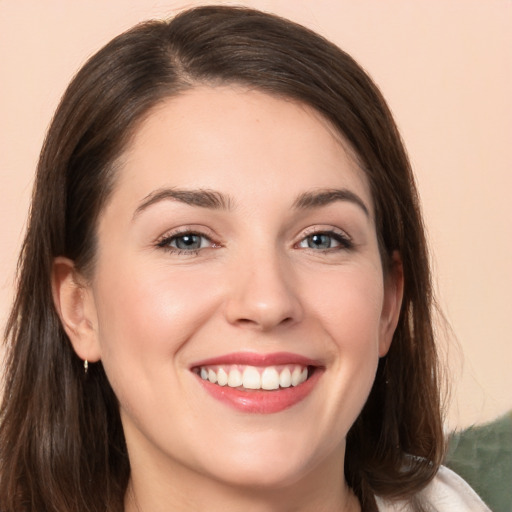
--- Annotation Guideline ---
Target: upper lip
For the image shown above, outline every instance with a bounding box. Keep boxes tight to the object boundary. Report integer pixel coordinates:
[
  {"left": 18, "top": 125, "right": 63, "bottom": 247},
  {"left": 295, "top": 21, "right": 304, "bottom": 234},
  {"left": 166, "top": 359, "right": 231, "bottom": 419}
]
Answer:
[{"left": 190, "top": 351, "right": 322, "bottom": 369}]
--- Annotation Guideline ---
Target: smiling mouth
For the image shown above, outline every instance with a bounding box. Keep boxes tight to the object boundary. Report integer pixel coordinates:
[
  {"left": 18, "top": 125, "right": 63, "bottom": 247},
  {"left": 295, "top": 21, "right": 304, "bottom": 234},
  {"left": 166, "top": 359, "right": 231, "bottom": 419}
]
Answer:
[
  {"left": 193, "top": 364, "right": 310, "bottom": 391},
  {"left": 190, "top": 352, "right": 322, "bottom": 413}
]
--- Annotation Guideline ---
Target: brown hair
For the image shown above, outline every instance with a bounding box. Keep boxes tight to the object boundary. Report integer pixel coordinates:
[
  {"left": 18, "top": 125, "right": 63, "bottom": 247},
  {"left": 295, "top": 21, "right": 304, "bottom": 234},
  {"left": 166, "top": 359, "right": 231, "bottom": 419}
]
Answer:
[{"left": 0, "top": 6, "right": 444, "bottom": 511}]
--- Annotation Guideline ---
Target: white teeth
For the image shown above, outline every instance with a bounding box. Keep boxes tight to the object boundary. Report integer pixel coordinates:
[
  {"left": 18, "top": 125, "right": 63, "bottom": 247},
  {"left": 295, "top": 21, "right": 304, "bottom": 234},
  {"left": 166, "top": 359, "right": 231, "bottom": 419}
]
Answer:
[
  {"left": 208, "top": 369, "right": 217, "bottom": 384},
  {"left": 291, "top": 366, "right": 303, "bottom": 386},
  {"left": 242, "top": 366, "right": 261, "bottom": 389},
  {"left": 261, "top": 367, "right": 280, "bottom": 390},
  {"left": 199, "top": 364, "right": 310, "bottom": 390},
  {"left": 227, "top": 368, "right": 242, "bottom": 388},
  {"left": 217, "top": 368, "right": 228, "bottom": 386},
  {"left": 279, "top": 367, "right": 292, "bottom": 388}
]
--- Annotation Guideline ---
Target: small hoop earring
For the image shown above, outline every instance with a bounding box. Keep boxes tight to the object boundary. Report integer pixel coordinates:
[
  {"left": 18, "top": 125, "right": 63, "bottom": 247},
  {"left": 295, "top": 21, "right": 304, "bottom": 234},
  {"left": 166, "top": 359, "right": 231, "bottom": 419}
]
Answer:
[{"left": 84, "top": 359, "right": 89, "bottom": 374}]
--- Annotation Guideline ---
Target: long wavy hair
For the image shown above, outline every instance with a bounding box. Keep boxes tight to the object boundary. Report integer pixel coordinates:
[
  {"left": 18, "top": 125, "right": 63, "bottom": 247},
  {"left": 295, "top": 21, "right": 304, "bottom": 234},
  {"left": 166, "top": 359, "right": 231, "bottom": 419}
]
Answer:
[{"left": 0, "top": 6, "right": 444, "bottom": 511}]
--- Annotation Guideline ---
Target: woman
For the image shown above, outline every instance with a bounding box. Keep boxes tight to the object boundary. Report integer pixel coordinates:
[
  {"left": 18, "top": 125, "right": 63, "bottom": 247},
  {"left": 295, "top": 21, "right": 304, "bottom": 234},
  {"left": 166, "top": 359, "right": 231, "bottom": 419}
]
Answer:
[{"left": 0, "top": 5, "right": 489, "bottom": 512}]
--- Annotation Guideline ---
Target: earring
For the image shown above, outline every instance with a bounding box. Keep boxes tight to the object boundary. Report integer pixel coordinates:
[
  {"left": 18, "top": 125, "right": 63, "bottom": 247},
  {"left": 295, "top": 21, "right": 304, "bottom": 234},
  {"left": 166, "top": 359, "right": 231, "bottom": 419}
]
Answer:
[{"left": 84, "top": 359, "right": 89, "bottom": 374}]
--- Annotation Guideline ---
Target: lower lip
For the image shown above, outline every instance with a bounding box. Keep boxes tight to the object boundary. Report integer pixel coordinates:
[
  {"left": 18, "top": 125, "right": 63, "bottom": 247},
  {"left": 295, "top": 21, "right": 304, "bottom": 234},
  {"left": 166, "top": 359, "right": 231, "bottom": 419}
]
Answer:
[{"left": 195, "top": 369, "right": 322, "bottom": 414}]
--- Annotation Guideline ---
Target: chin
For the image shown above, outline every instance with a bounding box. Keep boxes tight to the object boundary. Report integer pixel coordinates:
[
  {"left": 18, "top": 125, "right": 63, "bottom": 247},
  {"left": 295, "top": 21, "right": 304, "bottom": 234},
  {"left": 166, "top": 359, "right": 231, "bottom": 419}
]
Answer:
[
  {"left": 208, "top": 459, "right": 312, "bottom": 491},
  {"left": 193, "top": 430, "right": 336, "bottom": 492}
]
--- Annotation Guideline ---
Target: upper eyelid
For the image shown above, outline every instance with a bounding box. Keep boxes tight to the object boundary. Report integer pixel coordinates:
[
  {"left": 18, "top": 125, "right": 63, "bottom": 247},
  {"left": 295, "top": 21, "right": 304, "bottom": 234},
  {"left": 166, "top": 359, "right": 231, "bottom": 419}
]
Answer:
[
  {"left": 155, "top": 225, "right": 217, "bottom": 244},
  {"left": 297, "top": 225, "right": 352, "bottom": 241}
]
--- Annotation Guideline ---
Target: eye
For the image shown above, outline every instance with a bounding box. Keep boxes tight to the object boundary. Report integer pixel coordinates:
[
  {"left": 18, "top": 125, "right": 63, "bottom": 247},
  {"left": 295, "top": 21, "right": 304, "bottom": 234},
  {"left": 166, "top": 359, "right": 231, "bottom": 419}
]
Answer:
[
  {"left": 297, "top": 230, "right": 352, "bottom": 250},
  {"left": 157, "top": 231, "right": 214, "bottom": 253}
]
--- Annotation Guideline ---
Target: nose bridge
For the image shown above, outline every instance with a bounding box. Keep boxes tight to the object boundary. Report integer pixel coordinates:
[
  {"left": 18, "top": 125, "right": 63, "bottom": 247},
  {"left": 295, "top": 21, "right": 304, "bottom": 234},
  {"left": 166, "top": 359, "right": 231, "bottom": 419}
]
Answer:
[{"left": 224, "top": 242, "right": 302, "bottom": 330}]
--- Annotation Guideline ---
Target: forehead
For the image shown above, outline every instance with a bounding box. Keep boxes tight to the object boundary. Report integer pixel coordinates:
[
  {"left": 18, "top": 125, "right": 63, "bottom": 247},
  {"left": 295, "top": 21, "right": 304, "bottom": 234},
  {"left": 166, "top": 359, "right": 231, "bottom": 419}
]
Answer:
[{"left": 112, "top": 86, "right": 373, "bottom": 215}]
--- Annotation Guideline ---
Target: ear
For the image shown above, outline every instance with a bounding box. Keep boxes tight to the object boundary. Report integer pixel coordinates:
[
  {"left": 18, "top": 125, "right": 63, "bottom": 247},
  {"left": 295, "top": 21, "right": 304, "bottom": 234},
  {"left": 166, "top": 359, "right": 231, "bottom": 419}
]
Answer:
[
  {"left": 379, "top": 251, "right": 404, "bottom": 357},
  {"left": 52, "top": 257, "right": 101, "bottom": 363}
]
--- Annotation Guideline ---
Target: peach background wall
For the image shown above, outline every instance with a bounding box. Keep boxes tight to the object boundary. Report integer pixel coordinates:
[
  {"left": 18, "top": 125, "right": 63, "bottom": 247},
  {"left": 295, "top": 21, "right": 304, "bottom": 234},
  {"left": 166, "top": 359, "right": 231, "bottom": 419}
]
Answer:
[{"left": 1, "top": 0, "right": 510, "bottom": 430}]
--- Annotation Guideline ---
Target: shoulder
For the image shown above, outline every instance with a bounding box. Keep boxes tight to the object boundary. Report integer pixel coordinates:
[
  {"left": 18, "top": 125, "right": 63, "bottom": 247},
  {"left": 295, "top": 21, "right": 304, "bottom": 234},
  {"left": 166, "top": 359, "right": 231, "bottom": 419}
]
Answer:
[
  {"left": 418, "top": 466, "right": 491, "bottom": 511},
  {"left": 375, "top": 466, "right": 491, "bottom": 512}
]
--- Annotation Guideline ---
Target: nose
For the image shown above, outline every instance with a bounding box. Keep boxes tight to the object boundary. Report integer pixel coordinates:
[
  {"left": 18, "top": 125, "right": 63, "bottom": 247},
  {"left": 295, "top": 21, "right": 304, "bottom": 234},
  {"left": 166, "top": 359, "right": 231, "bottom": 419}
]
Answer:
[{"left": 224, "top": 250, "right": 303, "bottom": 331}]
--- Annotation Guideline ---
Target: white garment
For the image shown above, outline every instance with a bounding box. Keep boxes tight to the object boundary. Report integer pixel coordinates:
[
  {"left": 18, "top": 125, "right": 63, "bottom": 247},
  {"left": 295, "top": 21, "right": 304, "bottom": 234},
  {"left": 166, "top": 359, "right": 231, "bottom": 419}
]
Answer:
[{"left": 375, "top": 466, "right": 491, "bottom": 511}]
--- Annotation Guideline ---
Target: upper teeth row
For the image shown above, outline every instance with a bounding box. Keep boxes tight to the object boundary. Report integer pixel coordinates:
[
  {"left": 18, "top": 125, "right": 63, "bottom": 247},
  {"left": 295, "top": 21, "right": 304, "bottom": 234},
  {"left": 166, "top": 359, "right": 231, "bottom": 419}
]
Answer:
[{"left": 199, "top": 365, "right": 308, "bottom": 390}]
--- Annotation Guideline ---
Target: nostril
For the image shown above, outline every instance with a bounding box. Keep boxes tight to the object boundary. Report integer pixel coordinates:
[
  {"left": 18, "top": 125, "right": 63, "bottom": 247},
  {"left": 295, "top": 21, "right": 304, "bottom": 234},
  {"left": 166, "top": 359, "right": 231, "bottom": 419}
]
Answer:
[
  {"left": 235, "top": 316, "right": 294, "bottom": 329},
  {"left": 237, "top": 318, "right": 256, "bottom": 325}
]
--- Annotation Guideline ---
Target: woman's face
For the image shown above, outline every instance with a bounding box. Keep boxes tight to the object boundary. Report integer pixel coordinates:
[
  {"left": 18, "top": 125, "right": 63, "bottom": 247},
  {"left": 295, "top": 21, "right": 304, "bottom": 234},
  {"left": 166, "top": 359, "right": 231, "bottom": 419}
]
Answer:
[{"left": 76, "top": 87, "right": 402, "bottom": 492}]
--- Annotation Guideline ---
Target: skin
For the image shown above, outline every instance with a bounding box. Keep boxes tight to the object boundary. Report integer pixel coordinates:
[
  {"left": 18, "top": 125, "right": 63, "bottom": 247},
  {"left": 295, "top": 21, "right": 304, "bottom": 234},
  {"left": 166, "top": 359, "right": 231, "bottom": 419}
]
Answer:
[{"left": 53, "top": 86, "right": 403, "bottom": 512}]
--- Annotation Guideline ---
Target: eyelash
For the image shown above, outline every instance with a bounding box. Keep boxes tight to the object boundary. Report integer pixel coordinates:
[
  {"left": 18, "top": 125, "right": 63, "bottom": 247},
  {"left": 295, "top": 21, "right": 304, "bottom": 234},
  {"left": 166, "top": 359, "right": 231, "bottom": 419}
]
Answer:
[
  {"left": 155, "top": 227, "right": 353, "bottom": 256},
  {"left": 156, "top": 229, "right": 216, "bottom": 256},
  {"left": 296, "top": 228, "right": 353, "bottom": 252}
]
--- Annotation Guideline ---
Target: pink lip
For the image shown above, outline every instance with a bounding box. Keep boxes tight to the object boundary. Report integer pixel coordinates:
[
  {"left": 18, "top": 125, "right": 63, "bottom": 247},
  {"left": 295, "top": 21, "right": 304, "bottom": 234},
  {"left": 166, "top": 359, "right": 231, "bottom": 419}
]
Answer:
[
  {"left": 191, "top": 351, "right": 321, "bottom": 368},
  {"left": 191, "top": 352, "right": 323, "bottom": 414}
]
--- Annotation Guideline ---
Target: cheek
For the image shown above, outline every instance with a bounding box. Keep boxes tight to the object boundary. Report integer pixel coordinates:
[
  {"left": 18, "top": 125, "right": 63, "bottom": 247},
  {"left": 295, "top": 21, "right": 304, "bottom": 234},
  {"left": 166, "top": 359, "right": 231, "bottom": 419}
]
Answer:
[
  {"left": 287, "top": 265, "right": 385, "bottom": 449},
  {"left": 304, "top": 265, "right": 384, "bottom": 397},
  {"left": 305, "top": 264, "right": 384, "bottom": 347},
  {"left": 91, "top": 260, "right": 224, "bottom": 437},
  {"left": 92, "top": 259, "right": 220, "bottom": 374}
]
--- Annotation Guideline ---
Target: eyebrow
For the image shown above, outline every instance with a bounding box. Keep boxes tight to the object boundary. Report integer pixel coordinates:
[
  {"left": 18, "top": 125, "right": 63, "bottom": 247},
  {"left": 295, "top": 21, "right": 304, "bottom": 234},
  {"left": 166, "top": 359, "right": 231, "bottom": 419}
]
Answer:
[
  {"left": 133, "top": 186, "right": 369, "bottom": 219},
  {"left": 133, "top": 188, "right": 231, "bottom": 219},
  {"left": 293, "top": 188, "right": 370, "bottom": 217}
]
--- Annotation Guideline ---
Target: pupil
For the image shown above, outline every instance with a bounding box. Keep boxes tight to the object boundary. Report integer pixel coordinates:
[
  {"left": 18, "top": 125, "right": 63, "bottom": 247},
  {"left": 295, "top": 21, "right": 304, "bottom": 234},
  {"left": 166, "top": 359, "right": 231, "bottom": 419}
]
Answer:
[
  {"left": 176, "top": 234, "right": 200, "bottom": 250},
  {"left": 309, "top": 234, "right": 330, "bottom": 249}
]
